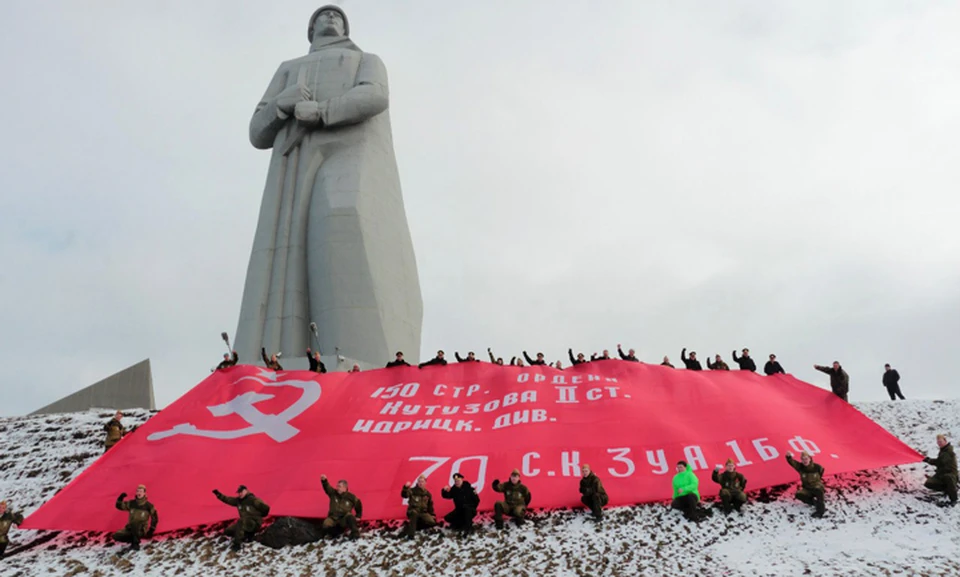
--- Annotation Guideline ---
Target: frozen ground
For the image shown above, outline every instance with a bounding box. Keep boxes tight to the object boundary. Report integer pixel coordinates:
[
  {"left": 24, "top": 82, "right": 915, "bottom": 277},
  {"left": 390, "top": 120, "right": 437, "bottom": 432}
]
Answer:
[{"left": 0, "top": 401, "right": 957, "bottom": 576}]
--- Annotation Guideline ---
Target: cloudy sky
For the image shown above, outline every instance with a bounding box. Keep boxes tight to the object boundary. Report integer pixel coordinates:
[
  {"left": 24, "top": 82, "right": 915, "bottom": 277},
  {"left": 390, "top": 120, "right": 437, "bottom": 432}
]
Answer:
[{"left": 1, "top": 1, "right": 958, "bottom": 416}]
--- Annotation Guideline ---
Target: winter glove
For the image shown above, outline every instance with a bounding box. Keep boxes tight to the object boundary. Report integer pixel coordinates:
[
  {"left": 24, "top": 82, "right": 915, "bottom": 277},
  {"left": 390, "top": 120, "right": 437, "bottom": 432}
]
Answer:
[
  {"left": 491, "top": 479, "right": 500, "bottom": 490},
  {"left": 213, "top": 489, "right": 222, "bottom": 497},
  {"left": 118, "top": 492, "right": 127, "bottom": 501}
]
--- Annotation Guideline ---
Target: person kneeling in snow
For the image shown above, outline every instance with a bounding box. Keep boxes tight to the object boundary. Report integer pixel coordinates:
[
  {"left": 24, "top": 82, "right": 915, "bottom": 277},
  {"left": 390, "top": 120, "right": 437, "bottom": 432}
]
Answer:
[
  {"left": 579, "top": 464, "right": 609, "bottom": 521},
  {"left": 492, "top": 469, "right": 532, "bottom": 529},
  {"left": 786, "top": 451, "right": 826, "bottom": 518},
  {"left": 320, "top": 475, "right": 363, "bottom": 540},
  {"left": 113, "top": 484, "right": 158, "bottom": 553},
  {"left": 712, "top": 459, "right": 748, "bottom": 514},
  {"left": 213, "top": 485, "right": 270, "bottom": 552},
  {"left": 441, "top": 473, "right": 479, "bottom": 532},
  {"left": 922, "top": 434, "right": 957, "bottom": 506},
  {"left": 0, "top": 500, "right": 24, "bottom": 559},
  {"left": 671, "top": 461, "right": 711, "bottom": 521},
  {"left": 401, "top": 475, "right": 437, "bottom": 539}
]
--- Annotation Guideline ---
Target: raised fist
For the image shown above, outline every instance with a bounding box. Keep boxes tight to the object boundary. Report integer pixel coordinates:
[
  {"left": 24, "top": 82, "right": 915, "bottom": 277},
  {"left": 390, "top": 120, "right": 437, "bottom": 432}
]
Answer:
[
  {"left": 491, "top": 479, "right": 500, "bottom": 490},
  {"left": 213, "top": 489, "right": 221, "bottom": 496},
  {"left": 715, "top": 464, "right": 723, "bottom": 470},
  {"left": 118, "top": 492, "right": 127, "bottom": 500},
  {"left": 442, "top": 485, "right": 450, "bottom": 492},
  {"left": 320, "top": 474, "right": 327, "bottom": 482},
  {"left": 403, "top": 482, "right": 411, "bottom": 488},
  {"left": 786, "top": 451, "right": 794, "bottom": 458}
]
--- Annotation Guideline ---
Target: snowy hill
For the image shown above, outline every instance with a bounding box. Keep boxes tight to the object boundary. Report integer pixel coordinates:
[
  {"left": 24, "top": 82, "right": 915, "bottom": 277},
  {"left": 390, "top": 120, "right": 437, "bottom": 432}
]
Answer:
[{"left": 0, "top": 401, "right": 957, "bottom": 577}]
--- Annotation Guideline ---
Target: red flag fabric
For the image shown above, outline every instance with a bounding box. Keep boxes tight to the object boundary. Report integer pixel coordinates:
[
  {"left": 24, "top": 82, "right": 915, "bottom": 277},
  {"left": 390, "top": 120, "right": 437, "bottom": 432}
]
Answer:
[{"left": 23, "top": 362, "right": 921, "bottom": 532}]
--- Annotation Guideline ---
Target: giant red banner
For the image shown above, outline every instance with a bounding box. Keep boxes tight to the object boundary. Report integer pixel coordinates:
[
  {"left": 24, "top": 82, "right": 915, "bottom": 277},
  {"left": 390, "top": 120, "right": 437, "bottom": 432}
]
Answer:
[{"left": 23, "top": 362, "right": 921, "bottom": 532}]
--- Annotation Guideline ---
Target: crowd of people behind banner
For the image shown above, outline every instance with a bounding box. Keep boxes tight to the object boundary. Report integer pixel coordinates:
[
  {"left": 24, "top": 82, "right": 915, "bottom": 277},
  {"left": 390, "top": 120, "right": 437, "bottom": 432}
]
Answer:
[{"left": 0, "top": 345, "right": 949, "bottom": 559}]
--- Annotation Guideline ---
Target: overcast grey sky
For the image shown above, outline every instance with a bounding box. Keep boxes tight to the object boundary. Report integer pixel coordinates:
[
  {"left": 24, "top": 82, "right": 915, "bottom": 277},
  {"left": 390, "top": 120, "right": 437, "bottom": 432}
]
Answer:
[{"left": 1, "top": 1, "right": 958, "bottom": 416}]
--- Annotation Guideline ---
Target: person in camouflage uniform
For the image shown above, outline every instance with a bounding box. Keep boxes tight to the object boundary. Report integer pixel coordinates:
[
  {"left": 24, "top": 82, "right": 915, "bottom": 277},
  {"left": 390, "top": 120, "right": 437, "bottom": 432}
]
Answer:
[
  {"left": 103, "top": 411, "right": 127, "bottom": 453},
  {"left": 213, "top": 485, "right": 271, "bottom": 551},
  {"left": 320, "top": 475, "right": 362, "bottom": 539},
  {"left": 786, "top": 451, "right": 826, "bottom": 517},
  {"left": 492, "top": 469, "right": 531, "bottom": 529},
  {"left": 217, "top": 350, "right": 239, "bottom": 370},
  {"left": 0, "top": 500, "right": 25, "bottom": 559},
  {"left": 112, "top": 485, "right": 158, "bottom": 552},
  {"left": 814, "top": 361, "right": 849, "bottom": 401},
  {"left": 712, "top": 459, "right": 748, "bottom": 514},
  {"left": 400, "top": 475, "right": 437, "bottom": 539},
  {"left": 923, "top": 434, "right": 958, "bottom": 506},
  {"left": 579, "top": 464, "right": 608, "bottom": 521},
  {"left": 706, "top": 355, "right": 730, "bottom": 371},
  {"left": 261, "top": 347, "right": 283, "bottom": 370}
]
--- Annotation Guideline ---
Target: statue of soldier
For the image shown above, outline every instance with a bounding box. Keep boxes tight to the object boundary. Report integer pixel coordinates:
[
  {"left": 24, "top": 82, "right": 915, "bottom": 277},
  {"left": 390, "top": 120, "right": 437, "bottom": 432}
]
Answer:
[
  {"left": 213, "top": 485, "right": 271, "bottom": 551},
  {"left": 112, "top": 485, "right": 158, "bottom": 553},
  {"left": 320, "top": 474, "right": 363, "bottom": 540}
]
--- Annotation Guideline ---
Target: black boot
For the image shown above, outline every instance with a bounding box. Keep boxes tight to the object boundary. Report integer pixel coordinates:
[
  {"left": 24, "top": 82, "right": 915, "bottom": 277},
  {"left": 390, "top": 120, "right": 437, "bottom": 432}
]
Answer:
[{"left": 812, "top": 497, "right": 826, "bottom": 518}]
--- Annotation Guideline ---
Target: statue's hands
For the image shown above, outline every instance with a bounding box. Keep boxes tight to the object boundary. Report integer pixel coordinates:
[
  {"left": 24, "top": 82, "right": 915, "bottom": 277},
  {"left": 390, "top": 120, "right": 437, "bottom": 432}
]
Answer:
[
  {"left": 295, "top": 101, "right": 322, "bottom": 126},
  {"left": 275, "top": 84, "right": 311, "bottom": 114}
]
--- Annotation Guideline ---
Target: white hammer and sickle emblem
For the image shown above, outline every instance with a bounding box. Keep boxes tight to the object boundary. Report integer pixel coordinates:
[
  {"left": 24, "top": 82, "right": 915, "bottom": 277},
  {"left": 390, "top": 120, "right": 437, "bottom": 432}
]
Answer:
[{"left": 147, "top": 370, "right": 321, "bottom": 443}]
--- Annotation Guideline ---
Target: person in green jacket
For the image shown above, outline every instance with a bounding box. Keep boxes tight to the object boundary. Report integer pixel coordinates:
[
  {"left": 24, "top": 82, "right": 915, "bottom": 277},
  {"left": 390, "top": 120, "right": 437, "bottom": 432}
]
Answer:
[
  {"left": 579, "top": 464, "right": 608, "bottom": 521},
  {"left": 0, "top": 500, "right": 24, "bottom": 559},
  {"left": 786, "top": 451, "right": 826, "bottom": 517},
  {"left": 112, "top": 485, "right": 158, "bottom": 552},
  {"left": 213, "top": 485, "right": 271, "bottom": 551},
  {"left": 923, "top": 434, "right": 958, "bottom": 506},
  {"left": 671, "top": 461, "right": 710, "bottom": 521}
]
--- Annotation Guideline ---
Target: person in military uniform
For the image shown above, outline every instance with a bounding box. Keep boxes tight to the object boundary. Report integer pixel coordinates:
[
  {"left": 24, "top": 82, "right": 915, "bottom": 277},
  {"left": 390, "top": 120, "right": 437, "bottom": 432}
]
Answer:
[
  {"left": 579, "top": 464, "right": 608, "bottom": 521},
  {"left": 661, "top": 356, "right": 675, "bottom": 368},
  {"left": 261, "top": 347, "right": 283, "bottom": 370},
  {"left": 764, "top": 354, "right": 785, "bottom": 375},
  {"left": 103, "top": 411, "right": 128, "bottom": 453},
  {"left": 712, "top": 459, "right": 748, "bottom": 514},
  {"left": 217, "top": 350, "right": 239, "bottom": 370},
  {"left": 923, "top": 434, "right": 958, "bottom": 506},
  {"left": 400, "top": 475, "right": 437, "bottom": 539},
  {"left": 320, "top": 475, "right": 363, "bottom": 539},
  {"left": 617, "top": 344, "right": 639, "bottom": 362},
  {"left": 0, "top": 500, "right": 24, "bottom": 559},
  {"left": 213, "top": 485, "right": 271, "bottom": 551},
  {"left": 492, "top": 469, "right": 531, "bottom": 529},
  {"left": 455, "top": 351, "right": 480, "bottom": 362},
  {"left": 441, "top": 473, "right": 479, "bottom": 532},
  {"left": 306, "top": 348, "right": 327, "bottom": 373},
  {"left": 419, "top": 350, "right": 447, "bottom": 368},
  {"left": 112, "top": 484, "right": 158, "bottom": 552},
  {"left": 680, "top": 349, "right": 702, "bottom": 370},
  {"left": 786, "top": 451, "right": 826, "bottom": 517},
  {"left": 814, "top": 361, "right": 849, "bottom": 401},
  {"left": 386, "top": 352, "right": 410, "bottom": 368},
  {"left": 732, "top": 348, "right": 757, "bottom": 372},
  {"left": 706, "top": 355, "right": 730, "bottom": 371}
]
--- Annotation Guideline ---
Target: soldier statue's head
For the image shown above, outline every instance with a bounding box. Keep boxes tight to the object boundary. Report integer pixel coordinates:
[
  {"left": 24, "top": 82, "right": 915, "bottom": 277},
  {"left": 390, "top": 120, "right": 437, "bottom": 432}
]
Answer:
[
  {"left": 725, "top": 458, "right": 736, "bottom": 473},
  {"left": 136, "top": 485, "right": 146, "bottom": 500},
  {"left": 452, "top": 473, "right": 464, "bottom": 487},
  {"left": 337, "top": 480, "right": 349, "bottom": 494},
  {"left": 308, "top": 5, "right": 349, "bottom": 41},
  {"left": 237, "top": 485, "right": 249, "bottom": 498}
]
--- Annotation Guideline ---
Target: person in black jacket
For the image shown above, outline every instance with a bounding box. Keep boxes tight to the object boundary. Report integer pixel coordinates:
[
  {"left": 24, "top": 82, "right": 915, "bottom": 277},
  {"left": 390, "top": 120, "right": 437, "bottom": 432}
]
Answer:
[
  {"left": 386, "top": 352, "right": 410, "bottom": 368},
  {"left": 455, "top": 351, "right": 480, "bottom": 363},
  {"left": 883, "top": 364, "right": 905, "bottom": 400},
  {"left": 217, "top": 351, "right": 239, "bottom": 370},
  {"left": 568, "top": 349, "right": 587, "bottom": 365},
  {"left": 440, "top": 473, "right": 480, "bottom": 532},
  {"left": 814, "top": 361, "right": 849, "bottom": 401},
  {"left": 306, "top": 349, "right": 326, "bottom": 374},
  {"left": 419, "top": 350, "right": 447, "bottom": 368},
  {"left": 523, "top": 351, "right": 547, "bottom": 366},
  {"left": 261, "top": 347, "right": 283, "bottom": 370},
  {"left": 591, "top": 350, "right": 612, "bottom": 361},
  {"left": 764, "top": 354, "right": 785, "bottom": 375},
  {"left": 487, "top": 348, "right": 505, "bottom": 365},
  {"left": 661, "top": 356, "right": 675, "bottom": 368},
  {"left": 681, "top": 349, "right": 702, "bottom": 371},
  {"left": 617, "top": 344, "right": 639, "bottom": 362},
  {"left": 732, "top": 348, "right": 757, "bottom": 372}
]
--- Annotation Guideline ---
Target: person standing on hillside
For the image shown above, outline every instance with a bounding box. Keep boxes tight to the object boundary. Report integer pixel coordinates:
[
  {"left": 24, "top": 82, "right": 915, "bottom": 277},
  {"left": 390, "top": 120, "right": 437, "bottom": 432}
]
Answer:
[
  {"left": 492, "top": 469, "right": 532, "bottom": 529},
  {"left": 306, "top": 349, "right": 327, "bottom": 373},
  {"left": 319, "top": 475, "right": 363, "bottom": 539},
  {"left": 455, "top": 351, "right": 480, "bottom": 363},
  {"left": 712, "top": 460, "right": 748, "bottom": 514},
  {"left": 814, "top": 361, "right": 849, "bottom": 401},
  {"left": 400, "top": 475, "right": 437, "bottom": 539},
  {"left": 764, "top": 354, "right": 785, "bottom": 375},
  {"left": 706, "top": 354, "right": 730, "bottom": 371},
  {"left": 419, "top": 350, "right": 447, "bottom": 368},
  {"left": 922, "top": 434, "right": 957, "bottom": 506},
  {"left": 579, "top": 464, "right": 609, "bottom": 521},
  {"left": 441, "top": 473, "right": 479, "bottom": 533},
  {"left": 112, "top": 485, "right": 158, "bottom": 553},
  {"left": 0, "top": 500, "right": 24, "bottom": 560},
  {"left": 786, "top": 451, "right": 826, "bottom": 518},
  {"left": 261, "top": 348, "right": 283, "bottom": 370},
  {"left": 568, "top": 349, "right": 587, "bottom": 365},
  {"left": 661, "top": 356, "right": 675, "bottom": 368},
  {"left": 217, "top": 350, "right": 239, "bottom": 370},
  {"left": 523, "top": 351, "right": 547, "bottom": 366},
  {"left": 671, "top": 461, "right": 710, "bottom": 521},
  {"left": 732, "top": 348, "right": 757, "bottom": 372},
  {"left": 882, "top": 364, "right": 905, "bottom": 400},
  {"left": 617, "top": 344, "right": 639, "bottom": 362},
  {"left": 591, "top": 350, "right": 612, "bottom": 361},
  {"left": 213, "top": 485, "right": 271, "bottom": 552},
  {"left": 103, "top": 411, "right": 128, "bottom": 453},
  {"left": 386, "top": 351, "right": 410, "bottom": 368},
  {"left": 681, "top": 349, "right": 702, "bottom": 371}
]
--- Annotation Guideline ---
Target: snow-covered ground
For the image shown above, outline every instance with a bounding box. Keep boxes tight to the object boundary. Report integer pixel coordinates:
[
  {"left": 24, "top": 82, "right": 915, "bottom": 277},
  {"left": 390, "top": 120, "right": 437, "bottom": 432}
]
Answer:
[{"left": 0, "top": 401, "right": 957, "bottom": 576}]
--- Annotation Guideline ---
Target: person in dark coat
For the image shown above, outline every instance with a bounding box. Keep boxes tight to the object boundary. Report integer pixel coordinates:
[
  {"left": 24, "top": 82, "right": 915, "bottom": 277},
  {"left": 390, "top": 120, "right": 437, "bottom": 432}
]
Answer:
[
  {"left": 681, "top": 349, "right": 702, "bottom": 371},
  {"left": 923, "top": 434, "right": 957, "bottom": 505},
  {"left": 617, "top": 344, "right": 639, "bottom": 362},
  {"left": 706, "top": 355, "right": 730, "bottom": 370},
  {"left": 732, "top": 348, "right": 757, "bottom": 372},
  {"left": 568, "top": 349, "right": 587, "bottom": 365},
  {"left": 883, "top": 364, "right": 905, "bottom": 400},
  {"left": 455, "top": 351, "right": 480, "bottom": 363},
  {"left": 441, "top": 473, "right": 479, "bottom": 532},
  {"left": 578, "top": 464, "right": 608, "bottom": 521},
  {"left": 487, "top": 348, "right": 504, "bottom": 365},
  {"left": 661, "top": 356, "right": 675, "bottom": 368},
  {"left": 0, "top": 500, "right": 24, "bottom": 559},
  {"left": 214, "top": 485, "right": 271, "bottom": 551},
  {"left": 217, "top": 351, "right": 239, "bottom": 370},
  {"left": 386, "top": 351, "right": 410, "bottom": 368},
  {"left": 814, "top": 361, "right": 849, "bottom": 401},
  {"left": 419, "top": 350, "right": 447, "bottom": 368},
  {"left": 306, "top": 349, "right": 327, "bottom": 374},
  {"left": 590, "top": 350, "right": 612, "bottom": 361},
  {"left": 523, "top": 351, "right": 547, "bottom": 366},
  {"left": 261, "top": 348, "right": 283, "bottom": 370},
  {"left": 764, "top": 354, "right": 785, "bottom": 375}
]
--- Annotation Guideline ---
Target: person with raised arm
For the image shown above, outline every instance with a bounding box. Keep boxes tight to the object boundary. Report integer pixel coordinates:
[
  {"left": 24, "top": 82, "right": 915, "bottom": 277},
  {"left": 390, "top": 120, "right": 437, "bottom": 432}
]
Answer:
[
  {"left": 732, "top": 348, "right": 757, "bottom": 372},
  {"left": 523, "top": 351, "right": 547, "bottom": 366},
  {"left": 261, "top": 347, "right": 283, "bottom": 370},
  {"left": 419, "top": 350, "right": 447, "bottom": 368},
  {"left": 217, "top": 350, "right": 239, "bottom": 370},
  {"left": 680, "top": 348, "right": 702, "bottom": 371},
  {"left": 306, "top": 348, "right": 327, "bottom": 373},
  {"left": 712, "top": 459, "right": 747, "bottom": 514},
  {"left": 213, "top": 485, "right": 270, "bottom": 552},
  {"left": 319, "top": 475, "right": 362, "bottom": 539},
  {"left": 112, "top": 484, "right": 158, "bottom": 553},
  {"left": 441, "top": 473, "right": 480, "bottom": 533},
  {"left": 400, "top": 475, "right": 437, "bottom": 539},
  {"left": 492, "top": 469, "right": 532, "bottom": 529},
  {"left": 785, "top": 451, "right": 826, "bottom": 518},
  {"left": 814, "top": 361, "right": 849, "bottom": 401},
  {"left": 706, "top": 354, "right": 730, "bottom": 371},
  {"left": 617, "top": 344, "right": 639, "bottom": 362},
  {"left": 455, "top": 351, "right": 480, "bottom": 363},
  {"left": 568, "top": 348, "right": 587, "bottom": 365}
]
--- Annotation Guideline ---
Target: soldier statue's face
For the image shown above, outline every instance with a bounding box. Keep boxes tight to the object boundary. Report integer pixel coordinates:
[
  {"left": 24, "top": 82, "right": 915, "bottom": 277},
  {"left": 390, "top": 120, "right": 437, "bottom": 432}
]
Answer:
[
  {"left": 314, "top": 10, "right": 345, "bottom": 38},
  {"left": 136, "top": 487, "right": 146, "bottom": 499},
  {"left": 336, "top": 481, "right": 348, "bottom": 494},
  {"left": 725, "top": 462, "right": 735, "bottom": 473}
]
